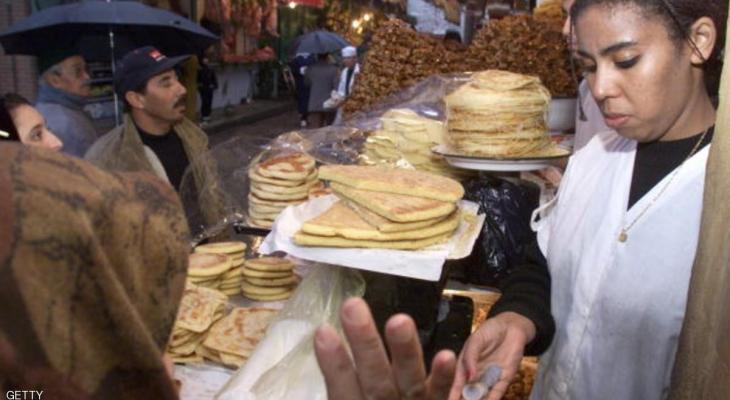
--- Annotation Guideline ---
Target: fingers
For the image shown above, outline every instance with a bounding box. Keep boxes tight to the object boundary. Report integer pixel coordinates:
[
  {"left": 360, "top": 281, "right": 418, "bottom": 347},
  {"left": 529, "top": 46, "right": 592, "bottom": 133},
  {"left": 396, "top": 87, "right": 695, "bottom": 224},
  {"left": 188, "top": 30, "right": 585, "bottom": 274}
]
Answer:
[
  {"left": 384, "top": 314, "right": 428, "bottom": 398},
  {"left": 447, "top": 353, "right": 469, "bottom": 400},
  {"left": 426, "top": 350, "right": 456, "bottom": 400},
  {"left": 340, "top": 297, "right": 399, "bottom": 399},
  {"left": 314, "top": 323, "right": 365, "bottom": 400}
]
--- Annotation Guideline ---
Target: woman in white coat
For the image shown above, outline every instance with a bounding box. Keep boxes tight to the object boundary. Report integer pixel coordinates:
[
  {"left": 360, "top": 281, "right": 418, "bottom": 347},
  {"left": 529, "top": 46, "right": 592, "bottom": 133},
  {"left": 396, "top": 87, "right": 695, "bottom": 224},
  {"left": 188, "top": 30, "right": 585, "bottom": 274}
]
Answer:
[{"left": 312, "top": 0, "right": 727, "bottom": 399}]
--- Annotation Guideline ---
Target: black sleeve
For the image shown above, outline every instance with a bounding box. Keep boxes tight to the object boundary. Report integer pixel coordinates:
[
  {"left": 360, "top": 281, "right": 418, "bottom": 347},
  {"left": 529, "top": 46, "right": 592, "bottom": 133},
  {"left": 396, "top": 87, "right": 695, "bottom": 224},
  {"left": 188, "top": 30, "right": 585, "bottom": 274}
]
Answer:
[{"left": 487, "top": 239, "right": 555, "bottom": 356}]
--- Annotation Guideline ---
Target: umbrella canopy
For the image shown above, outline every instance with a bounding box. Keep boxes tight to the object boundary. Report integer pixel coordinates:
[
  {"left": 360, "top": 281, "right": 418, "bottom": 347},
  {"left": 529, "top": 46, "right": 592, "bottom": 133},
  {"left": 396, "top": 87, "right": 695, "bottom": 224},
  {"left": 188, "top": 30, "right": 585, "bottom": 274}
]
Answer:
[
  {"left": 294, "top": 30, "right": 350, "bottom": 55},
  {"left": 0, "top": 0, "right": 218, "bottom": 60}
]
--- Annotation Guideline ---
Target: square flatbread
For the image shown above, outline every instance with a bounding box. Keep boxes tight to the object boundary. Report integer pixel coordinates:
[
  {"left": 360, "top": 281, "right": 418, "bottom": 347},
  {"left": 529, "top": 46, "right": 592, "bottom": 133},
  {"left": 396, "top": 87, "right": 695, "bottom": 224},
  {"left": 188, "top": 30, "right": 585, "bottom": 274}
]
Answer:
[
  {"left": 344, "top": 200, "right": 451, "bottom": 233},
  {"left": 202, "top": 308, "right": 279, "bottom": 358},
  {"left": 319, "top": 165, "right": 464, "bottom": 202},
  {"left": 174, "top": 285, "right": 228, "bottom": 333},
  {"left": 293, "top": 230, "right": 452, "bottom": 250},
  {"left": 332, "top": 182, "right": 456, "bottom": 222},
  {"left": 301, "top": 201, "right": 460, "bottom": 241}
]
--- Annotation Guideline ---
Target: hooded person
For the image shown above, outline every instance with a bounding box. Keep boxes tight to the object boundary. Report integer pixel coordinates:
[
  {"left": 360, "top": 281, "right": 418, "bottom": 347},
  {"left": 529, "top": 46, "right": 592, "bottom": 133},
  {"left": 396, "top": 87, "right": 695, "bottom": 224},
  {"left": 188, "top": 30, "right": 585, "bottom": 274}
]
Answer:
[
  {"left": 35, "top": 46, "right": 98, "bottom": 157},
  {"left": 85, "top": 46, "right": 226, "bottom": 230},
  {"left": 0, "top": 142, "right": 189, "bottom": 399}
]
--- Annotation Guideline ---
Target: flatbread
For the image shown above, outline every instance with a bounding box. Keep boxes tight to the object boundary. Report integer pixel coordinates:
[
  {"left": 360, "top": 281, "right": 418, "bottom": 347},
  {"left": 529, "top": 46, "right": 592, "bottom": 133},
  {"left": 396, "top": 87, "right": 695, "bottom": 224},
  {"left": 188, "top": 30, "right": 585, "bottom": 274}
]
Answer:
[
  {"left": 251, "top": 185, "right": 308, "bottom": 201},
  {"left": 293, "top": 230, "right": 452, "bottom": 250},
  {"left": 242, "top": 268, "right": 292, "bottom": 279},
  {"left": 202, "top": 308, "right": 279, "bottom": 358},
  {"left": 244, "top": 275, "right": 297, "bottom": 287},
  {"left": 249, "top": 202, "right": 288, "bottom": 214},
  {"left": 344, "top": 200, "right": 451, "bottom": 233},
  {"left": 170, "top": 353, "right": 204, "bottom": 364},
  {"left": 249, "top": 167, "right": 317, "bottom": 187},
  {"left": 188, "top": 253, "right": 232, "bottom": 277},
  {"left": 255, "top": 153, "right": 316, "bottom": 180},
  {"left": 195, "top": 241, "right": 247, "bottom": 254},
  {"left": 331, "top": 182, "right": 456, "bottom": 222},
  {"left": 248, "top": 207, "right": 282, "bottom": 221},
  {"left": 219, "top": 351, "right": 248, "bottom": 368},
  {"left": 248, "top": 217, "right": 273, "bottom": 229},
  {"left": 196, "top": 345, "right": 223, "bottom": 364},
  {"left": 174, "top": 285, "right": 228, "bottom": 333},
  {"left": 248, "top": 193, "right": 304, "bottom": 207},
  {"left": 251, "top": 181, "right": 310, "bottom": 196},
  {"left": 222, "top": 268, "right": 244, "bottom": 279},
  {"left": 241, "top": 282, "right": 294, "bottom": 295},
  {"left": 242, "top": 291, "right": 292, "bottom": 301},
  {"left": 301, "top": 201, "right": 460, "bottom": 241},
  {"left": 244, "top": 257, "right": 294, "bottom": 272},
  {"left": 318, "top": 165, "right": 464, "bottom": 202}
]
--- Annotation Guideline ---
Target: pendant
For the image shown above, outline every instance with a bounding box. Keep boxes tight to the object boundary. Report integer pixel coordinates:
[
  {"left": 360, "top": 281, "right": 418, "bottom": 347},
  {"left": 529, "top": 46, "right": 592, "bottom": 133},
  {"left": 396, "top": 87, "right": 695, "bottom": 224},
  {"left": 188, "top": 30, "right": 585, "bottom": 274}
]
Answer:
[{"left": 618, "top": 230, "right": 628, "bottom": 243}]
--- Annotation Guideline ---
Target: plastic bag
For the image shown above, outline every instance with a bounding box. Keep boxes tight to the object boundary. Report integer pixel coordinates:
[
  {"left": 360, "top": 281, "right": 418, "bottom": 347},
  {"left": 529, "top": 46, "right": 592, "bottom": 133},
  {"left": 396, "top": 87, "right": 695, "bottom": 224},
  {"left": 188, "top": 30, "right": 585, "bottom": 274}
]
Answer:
[
  {"left": 216, "top": 264, "right": 365, "bottom": 400},
  {"left": 459, "top": 174, "right": 541, "bottom": 285}
]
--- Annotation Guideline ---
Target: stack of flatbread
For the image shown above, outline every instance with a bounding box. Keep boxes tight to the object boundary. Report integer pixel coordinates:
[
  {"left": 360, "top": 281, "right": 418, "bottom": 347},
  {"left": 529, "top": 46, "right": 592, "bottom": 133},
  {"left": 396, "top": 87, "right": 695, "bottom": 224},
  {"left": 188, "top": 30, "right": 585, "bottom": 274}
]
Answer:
[
  {"left": 199, "top": 307, "right": 279, "bottom": 368},
  {"left": 444, "top": 70, "right": 552, "bottom": 157},
  {"left": 191, "top": 241, "right": 247, "bottom": 296},
  {"left": 360, "top": 109, "right": 472, "bottom": 180},
  {"left": 241, "top": 257, "right": 297, "bottom": 301},
  {"left": 166, "top": 283, "right": 228, "bottom": 364},
  {"left": 248, "top": 152, "right": 319, "bottom": 229},
  {"left": 294, "top": 165, "right": 464, "bottom": 250}
]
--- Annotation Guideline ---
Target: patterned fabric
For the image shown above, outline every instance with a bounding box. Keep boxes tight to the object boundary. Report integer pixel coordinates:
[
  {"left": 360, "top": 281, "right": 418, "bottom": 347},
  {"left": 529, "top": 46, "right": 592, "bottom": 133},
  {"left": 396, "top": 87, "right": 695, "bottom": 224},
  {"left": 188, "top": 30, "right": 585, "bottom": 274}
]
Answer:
[
  {"left": 669, "top": 26, "right": 730, "bottom": 397},
  {"left": 0, "top": 143, "right": 188, "bottom": 399}
]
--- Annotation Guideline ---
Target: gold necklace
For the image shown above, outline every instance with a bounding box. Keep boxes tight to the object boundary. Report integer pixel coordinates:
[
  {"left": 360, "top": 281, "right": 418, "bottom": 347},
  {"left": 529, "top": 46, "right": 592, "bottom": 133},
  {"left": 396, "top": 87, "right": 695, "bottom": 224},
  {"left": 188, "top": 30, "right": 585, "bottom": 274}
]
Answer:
[{"left": 618, "top": 127, "right": 710, "bottom": 243}]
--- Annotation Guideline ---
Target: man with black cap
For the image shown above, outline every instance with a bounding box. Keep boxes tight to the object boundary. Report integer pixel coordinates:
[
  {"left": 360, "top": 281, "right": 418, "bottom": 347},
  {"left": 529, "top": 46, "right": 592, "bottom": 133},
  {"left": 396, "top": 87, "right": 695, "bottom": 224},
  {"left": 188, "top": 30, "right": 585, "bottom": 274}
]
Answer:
[
  {"left": 35, "top": 48, "right": 97, "bottom": 157},
  {"left": 85, "top": 46, "right": 210, "bottom": 192}
]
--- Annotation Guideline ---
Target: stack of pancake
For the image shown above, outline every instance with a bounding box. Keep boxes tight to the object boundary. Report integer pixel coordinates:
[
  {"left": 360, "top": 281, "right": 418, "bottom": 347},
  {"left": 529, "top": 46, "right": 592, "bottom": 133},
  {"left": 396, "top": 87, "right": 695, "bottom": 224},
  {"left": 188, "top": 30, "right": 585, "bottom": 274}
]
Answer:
[
  {"left": 248, "top": 152, "right": 318, "bottom": 229},
  {"left": 361, "top": 109, "right": 472, "bottom": 180},
  {"left": 294, "top": 165, "right": 464, "bottom": 250},
  {"left": 444, "top": 70, "right": 552, "bottom": 157},
  {"left": 190, "top": 241, "right": 247, "bottom": 295},
  {"left": 199, "top": 307, "right": 279, "bottom": 369},
  {"left": 241, "top": 257, "right": 297, "bottom": 301},
  {"left": 166, "top": 283, "right": 228, "bottom": 364}
]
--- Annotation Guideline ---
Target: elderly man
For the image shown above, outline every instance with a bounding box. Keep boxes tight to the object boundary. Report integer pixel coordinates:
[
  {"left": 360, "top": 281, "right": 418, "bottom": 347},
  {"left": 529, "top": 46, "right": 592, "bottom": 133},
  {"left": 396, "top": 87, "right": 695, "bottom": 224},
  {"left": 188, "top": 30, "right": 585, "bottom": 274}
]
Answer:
[
  {"left": 86, "top": 46, "right": 208, "bottom": 191},
  {"left": 35, "top": 49, "right": 98, "bottom": 157}
]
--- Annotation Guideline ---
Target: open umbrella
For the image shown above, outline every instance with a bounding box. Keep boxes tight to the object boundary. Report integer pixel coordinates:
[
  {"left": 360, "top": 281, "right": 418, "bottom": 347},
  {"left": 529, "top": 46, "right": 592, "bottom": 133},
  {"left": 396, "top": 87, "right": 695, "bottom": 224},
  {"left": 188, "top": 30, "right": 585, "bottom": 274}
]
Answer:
[
  {"left": 0, "top": 0, "right": 218, "bottom": 59},
  {"left": 294, "top": 30, "right": 350, "bottom": 55}
]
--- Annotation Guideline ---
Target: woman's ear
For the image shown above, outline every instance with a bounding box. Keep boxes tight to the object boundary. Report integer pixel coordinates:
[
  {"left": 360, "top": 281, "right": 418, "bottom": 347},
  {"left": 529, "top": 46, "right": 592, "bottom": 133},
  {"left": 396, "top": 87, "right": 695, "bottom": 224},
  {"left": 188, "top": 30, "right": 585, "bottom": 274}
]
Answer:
[{"left": 688, "top": 16, "right": 717, "bottom": 65}]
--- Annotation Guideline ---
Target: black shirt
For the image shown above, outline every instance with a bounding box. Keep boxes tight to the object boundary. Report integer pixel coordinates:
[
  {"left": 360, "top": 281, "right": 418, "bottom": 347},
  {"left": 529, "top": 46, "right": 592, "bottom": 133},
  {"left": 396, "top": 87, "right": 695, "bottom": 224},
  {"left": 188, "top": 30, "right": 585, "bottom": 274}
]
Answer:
[
  {"left": 137, "top": 126, "right": 190, "bottom": 190},
  {"left": 490, "top": 127, "right": 714, "bottom": 355}
]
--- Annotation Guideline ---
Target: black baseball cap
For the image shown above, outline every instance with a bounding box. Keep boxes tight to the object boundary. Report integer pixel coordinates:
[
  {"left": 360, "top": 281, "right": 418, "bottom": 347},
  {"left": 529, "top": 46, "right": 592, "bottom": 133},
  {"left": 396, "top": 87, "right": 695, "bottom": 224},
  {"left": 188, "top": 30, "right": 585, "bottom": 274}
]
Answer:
[{"left": 114, "top": 46, "right": 190, "bottom": 97}]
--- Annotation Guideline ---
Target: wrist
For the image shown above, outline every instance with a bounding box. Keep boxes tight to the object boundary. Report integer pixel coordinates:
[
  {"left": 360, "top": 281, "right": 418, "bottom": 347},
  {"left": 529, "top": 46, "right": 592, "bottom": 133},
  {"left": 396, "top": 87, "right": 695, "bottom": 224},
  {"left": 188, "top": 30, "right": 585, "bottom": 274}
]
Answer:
[{"left": 493, "top": 311, "right": 537, "bottom": 345}]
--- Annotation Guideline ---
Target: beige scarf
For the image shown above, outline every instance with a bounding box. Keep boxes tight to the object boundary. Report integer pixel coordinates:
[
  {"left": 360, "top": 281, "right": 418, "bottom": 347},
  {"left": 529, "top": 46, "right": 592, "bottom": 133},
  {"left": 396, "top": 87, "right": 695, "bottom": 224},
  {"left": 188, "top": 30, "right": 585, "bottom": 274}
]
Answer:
[{"left": 669, "top": 17, "right": 730, "bottom": 399}]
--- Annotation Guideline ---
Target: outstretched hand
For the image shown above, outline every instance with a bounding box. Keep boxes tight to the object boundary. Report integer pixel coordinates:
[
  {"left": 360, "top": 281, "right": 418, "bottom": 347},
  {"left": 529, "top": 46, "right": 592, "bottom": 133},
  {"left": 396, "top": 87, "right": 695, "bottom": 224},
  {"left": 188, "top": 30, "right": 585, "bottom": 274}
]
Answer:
[
  {"left": 314, "top": 297, "right": 457, "bottom": 400},
  {"left": 448, "top": 312, "right": 536, "bottom": 400}
]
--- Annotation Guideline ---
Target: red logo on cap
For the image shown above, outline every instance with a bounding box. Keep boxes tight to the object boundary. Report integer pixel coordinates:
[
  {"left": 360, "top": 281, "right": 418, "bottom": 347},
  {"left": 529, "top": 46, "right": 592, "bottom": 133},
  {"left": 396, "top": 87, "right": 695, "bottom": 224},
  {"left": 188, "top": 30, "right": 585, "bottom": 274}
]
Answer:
[{"left": 149, "top": 49, "right": 166, "bottom": 61}]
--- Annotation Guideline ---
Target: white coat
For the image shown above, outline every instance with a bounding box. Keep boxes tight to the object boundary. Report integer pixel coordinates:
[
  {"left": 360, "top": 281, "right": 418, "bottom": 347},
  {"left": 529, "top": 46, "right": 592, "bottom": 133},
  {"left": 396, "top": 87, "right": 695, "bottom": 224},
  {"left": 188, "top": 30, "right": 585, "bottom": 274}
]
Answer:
[
  {"left": 530, "top": 130, "right": 710, "bottom": 399},
  {"left": 336, "top": 63, "right": 360, "bottom": 98}
]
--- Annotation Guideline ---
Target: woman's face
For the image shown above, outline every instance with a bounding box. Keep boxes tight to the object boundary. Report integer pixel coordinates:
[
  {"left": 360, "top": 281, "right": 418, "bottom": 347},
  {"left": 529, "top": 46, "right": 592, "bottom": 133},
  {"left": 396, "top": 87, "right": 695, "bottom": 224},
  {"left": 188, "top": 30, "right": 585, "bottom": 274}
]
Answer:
[
  {"left": 574, "top": 4, "right": 703, "bottom": 142},
  {"left": 10, "top": 104, "right": 63, "bottom": 151}
]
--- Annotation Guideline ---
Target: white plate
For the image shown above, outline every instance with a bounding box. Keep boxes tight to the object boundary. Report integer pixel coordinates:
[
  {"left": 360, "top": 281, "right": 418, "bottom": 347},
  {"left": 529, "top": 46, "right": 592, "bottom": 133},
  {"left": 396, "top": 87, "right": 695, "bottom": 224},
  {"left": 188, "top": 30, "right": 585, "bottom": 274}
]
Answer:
[{"left": 432, "top": 144, "right": 570, "bottom": 172}]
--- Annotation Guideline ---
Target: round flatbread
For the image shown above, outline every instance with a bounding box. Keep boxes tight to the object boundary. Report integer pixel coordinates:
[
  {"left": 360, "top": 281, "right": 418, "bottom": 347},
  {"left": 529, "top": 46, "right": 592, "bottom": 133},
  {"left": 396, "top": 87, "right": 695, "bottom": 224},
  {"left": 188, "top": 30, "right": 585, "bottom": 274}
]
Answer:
[
  {"left": 195, "top": 241, "right": 247, "bottom": 255},
  {"left": 241, "top": 282, "right": 293, "bottom": 295},
  {"left": 243, "top": 291, "right": 292, "bottom": 301},
  {"left": 249, "top": 202, "right": 287, "bottom": 214},
  {"left": 242, "top": 268, "right": 291, "bottom": 279},
  {"left": 251, "top": 181, "right": 310, "bottom": 195},
  {"left": 244, "top": 257, "right": 294, "bottom": 272},
  {"left": 244, "top": 275, "right": 297, "bottom": 287},
  {"left": 255, "top": 153, "right": 316, "bottom": 181},
  {"left": 248, "top": 208, "right": 282, "bottom": 221},
  {"left": 248, "top": 193, "right": 304, "bottom": 207},
  {"left": 251, "top": 185, "right": 308, "bottom": 201},
  {"left": 231, "top": 257, "right": 245, "bottom": 267},
  {"left": 247, "top": 217, "right": 273, "bottom": 229},
  {"left": 188, "top": 253, "right": 232, "bottom": 277},
  {"left": 222, "top": 267, "right": 244, "bottom": 279},
  {"left": 249, "top": 167, "right": 317, "bottom": 187}
]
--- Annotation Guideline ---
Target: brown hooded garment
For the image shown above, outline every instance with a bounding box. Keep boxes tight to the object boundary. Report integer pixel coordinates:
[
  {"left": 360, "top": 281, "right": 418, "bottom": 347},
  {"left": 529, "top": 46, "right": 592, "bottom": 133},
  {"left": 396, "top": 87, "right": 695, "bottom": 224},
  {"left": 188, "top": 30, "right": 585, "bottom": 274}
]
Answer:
[
  {"left": 0, "top": 143, "right": 189, "bottom": 399},
  {"left": 669, "top": 15, "right": 730, "bottom": 399}
]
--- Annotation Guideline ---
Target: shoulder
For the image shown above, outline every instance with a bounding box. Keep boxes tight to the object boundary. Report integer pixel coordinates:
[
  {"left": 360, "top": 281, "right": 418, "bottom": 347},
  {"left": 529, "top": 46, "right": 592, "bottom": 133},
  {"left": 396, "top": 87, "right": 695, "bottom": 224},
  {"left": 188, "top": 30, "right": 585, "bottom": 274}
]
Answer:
[{"left": 85, "top": 125, "right": 124, "bottom": 160}]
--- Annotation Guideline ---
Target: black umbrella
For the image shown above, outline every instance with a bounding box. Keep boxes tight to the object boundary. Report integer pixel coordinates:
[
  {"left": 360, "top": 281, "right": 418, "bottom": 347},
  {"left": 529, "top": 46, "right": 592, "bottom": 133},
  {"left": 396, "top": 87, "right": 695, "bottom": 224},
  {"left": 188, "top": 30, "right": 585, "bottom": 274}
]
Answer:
[
  {"left": 0, "top": 0, "right": 218, "bottom": 59},
  {"left": 295, "top": 30, "right": 350, "bottom": 55}
]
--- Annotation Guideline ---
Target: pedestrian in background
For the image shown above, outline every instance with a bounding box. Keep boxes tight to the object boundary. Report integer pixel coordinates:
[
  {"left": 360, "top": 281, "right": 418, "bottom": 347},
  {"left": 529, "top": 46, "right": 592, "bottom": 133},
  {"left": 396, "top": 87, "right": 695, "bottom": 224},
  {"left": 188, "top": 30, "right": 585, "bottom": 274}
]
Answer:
[
  {"left": 305, "top": 53, "right": 339, "bottom": 127},
  {"left": 35, "top": 47, "right": 97, "bottom": 157},
  {"left": 197, "top": 54, "right": 218, "bottom": 124},
  {"left": 290, "top": 52, "right": 315, "bottom": 127}
]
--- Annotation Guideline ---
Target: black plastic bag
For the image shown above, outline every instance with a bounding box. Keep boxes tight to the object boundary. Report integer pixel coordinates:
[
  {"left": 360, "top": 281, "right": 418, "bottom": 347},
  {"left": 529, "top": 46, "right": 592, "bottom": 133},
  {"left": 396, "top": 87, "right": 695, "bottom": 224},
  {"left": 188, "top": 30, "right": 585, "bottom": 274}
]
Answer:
[{"left": 456, "top": 174, "right": 541, "bottom": 286}]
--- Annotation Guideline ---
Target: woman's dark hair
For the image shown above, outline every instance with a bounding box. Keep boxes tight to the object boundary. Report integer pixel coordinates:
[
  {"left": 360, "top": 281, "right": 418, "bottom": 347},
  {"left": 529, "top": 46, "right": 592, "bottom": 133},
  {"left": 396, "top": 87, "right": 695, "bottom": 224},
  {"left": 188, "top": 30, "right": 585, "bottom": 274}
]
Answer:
[
  {"left": 571, "top": 0, "right": 727, "bottom": 95},
  {"left": 0, "top": 93, "right": 31, "bottom": 142}
]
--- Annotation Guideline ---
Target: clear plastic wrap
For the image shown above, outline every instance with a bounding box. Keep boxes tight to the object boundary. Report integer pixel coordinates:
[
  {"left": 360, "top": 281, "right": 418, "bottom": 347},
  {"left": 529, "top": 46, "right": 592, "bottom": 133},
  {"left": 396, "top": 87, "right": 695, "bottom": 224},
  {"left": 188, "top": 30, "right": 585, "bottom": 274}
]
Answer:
[{"left": 216, "top": 264, "right": 366, "bottom": 400}]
